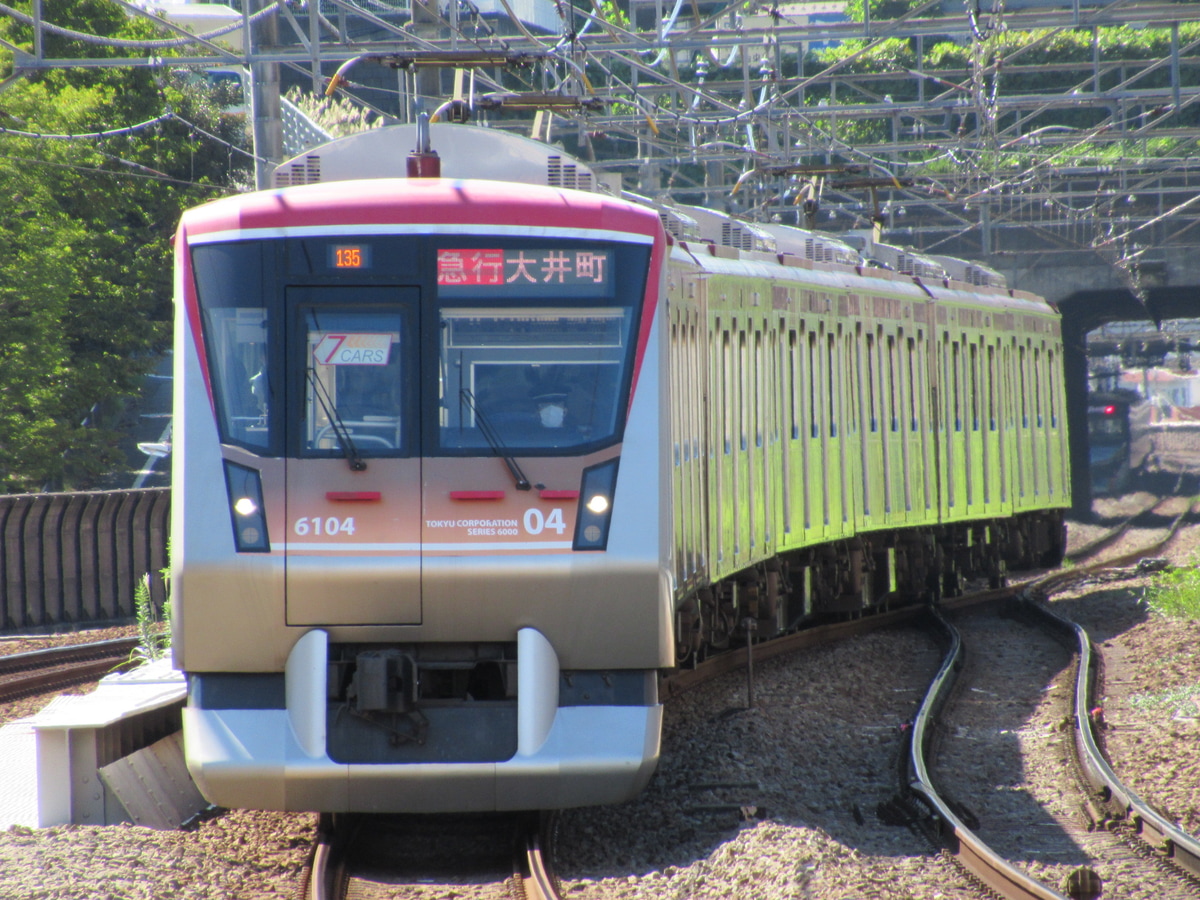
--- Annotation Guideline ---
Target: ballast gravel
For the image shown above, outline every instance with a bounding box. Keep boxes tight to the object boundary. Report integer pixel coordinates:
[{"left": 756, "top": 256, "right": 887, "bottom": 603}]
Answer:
[{"left": 0, "top": 518, "right": 1197, "bottom": 899}]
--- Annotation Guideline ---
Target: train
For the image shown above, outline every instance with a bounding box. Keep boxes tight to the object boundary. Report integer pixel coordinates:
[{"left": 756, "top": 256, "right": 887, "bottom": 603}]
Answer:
[
  {"left": 172, "top": 121, "right": 1070, "bottom": 814},
  {"left": 1087, "top": 390, "right": 1150, "bottom": 496}
]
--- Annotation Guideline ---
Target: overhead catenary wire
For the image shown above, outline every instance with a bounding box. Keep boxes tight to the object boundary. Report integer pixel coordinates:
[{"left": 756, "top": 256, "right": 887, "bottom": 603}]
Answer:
[{"left": 4, "top": 0, "right": 1199, "bottom": 264}]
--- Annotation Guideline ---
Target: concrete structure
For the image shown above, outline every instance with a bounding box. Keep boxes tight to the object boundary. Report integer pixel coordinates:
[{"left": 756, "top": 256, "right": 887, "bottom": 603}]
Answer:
[{"left": 981, "top": 242, "right": 1200, "bottom": 518}]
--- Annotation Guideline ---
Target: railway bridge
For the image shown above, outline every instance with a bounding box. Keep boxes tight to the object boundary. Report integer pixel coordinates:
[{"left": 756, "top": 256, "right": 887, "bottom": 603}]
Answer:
[{"left": 986, "top": 242, "right": 1200, "bottom": 518}]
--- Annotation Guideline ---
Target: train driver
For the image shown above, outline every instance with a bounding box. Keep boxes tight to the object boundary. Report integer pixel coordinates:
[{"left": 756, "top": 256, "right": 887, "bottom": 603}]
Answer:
[{"left": 533, "top": 391, "right": 569, "bottom": 429}]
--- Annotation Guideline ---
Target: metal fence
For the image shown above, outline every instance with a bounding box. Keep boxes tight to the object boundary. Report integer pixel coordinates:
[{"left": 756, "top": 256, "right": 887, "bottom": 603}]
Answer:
[{"left": 0, "top": 488, "right": 170, "bottom": 634}]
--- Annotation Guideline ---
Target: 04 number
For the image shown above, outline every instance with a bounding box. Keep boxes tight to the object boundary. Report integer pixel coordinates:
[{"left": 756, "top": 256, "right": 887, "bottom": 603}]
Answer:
[
  {"left": 294, "top": 516, "right": 356, "bottom": 536},
  {"left": 523, "top": 507, "right": 566, "bottom": 535}
]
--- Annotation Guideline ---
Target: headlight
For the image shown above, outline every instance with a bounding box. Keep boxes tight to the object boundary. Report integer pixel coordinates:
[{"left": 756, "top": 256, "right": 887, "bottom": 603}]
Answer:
[
  {"left": 573, "top": 458, "right": 619, "bottom": 551},
  {"left": 223, "top": 461, "right": 270, "bottom": 552}
]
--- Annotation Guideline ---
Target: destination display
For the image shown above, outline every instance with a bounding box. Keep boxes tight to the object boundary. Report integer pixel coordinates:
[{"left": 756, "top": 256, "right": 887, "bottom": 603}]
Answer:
[{"left": 436, "top": 248, "right": 612, "bottom": 297}]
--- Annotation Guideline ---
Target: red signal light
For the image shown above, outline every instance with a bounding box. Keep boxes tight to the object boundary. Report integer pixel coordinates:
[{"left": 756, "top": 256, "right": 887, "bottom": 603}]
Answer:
[{"left": 1104, "top": 405, "right": 1117, "bottom": 415}]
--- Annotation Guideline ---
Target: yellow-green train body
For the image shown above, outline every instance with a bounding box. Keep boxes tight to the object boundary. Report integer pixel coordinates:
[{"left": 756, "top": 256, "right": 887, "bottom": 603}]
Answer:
[{"left": 663, "top": 231, "right": 1067, "bottom": 655}]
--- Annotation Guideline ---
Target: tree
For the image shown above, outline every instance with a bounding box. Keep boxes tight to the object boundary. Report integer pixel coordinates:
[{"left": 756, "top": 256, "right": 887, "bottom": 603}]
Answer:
[{"left": 0, "top": 0, "right": 252, "bottom": 492}]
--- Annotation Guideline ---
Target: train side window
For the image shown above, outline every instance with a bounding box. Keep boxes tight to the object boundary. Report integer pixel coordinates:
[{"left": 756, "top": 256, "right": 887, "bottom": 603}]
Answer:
[
  {"left": 1034, "top": 347, "right": 1044, "bottom": 427},
  {"left": 952, "top": 340, "right": 963, "bottom": 432},
  {"left": 808, "top": 331, "right": 819, "bottom": 439},
  {"left": 887, "top": 334, "right": 899, "bottom": 432},
  {"left": 988, "top": 343, "right": 998, "bottom": 431},
  {"left": 827, "top": 333, "right": 838, "bottom": 438},
  {"left": 972, "top": 341, "right": 982, "bottom": 431}
]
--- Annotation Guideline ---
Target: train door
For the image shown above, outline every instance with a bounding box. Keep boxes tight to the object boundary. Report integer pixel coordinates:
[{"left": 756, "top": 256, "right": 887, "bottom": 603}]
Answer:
[
  {"left": 781, "top": 328, "right": 796, "bottom": 542},
  {"left": 986, "top": 341, "right": 1007, "bottom": 513},
  {"left": 284, "top": 287, "right": 422, "bottom": 626},
  {"left": 913, "top": 328, "right": 932, "bottom": 516},
  {"left": 884, "top": 331, "right": 902, "bottom": 520},
  {"left": 964, "top": 338, "right": 979, "bottom": 511},
  {"left": 901, "top": 333, "right": 918, "bottom": 516}
]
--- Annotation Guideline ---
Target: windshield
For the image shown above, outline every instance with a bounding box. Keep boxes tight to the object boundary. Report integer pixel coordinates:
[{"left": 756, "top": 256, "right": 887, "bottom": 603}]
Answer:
[
  {"left": 434, "top": 240, "right": 646, "bottom": 454},
  {"left": 191, "top": 235, "right": 649, "bottom": 458},
  {"left": 192, "top": 242, "right": 274, "bottom": 453},
  {"left": 438, "top": 308, "right": 632, "bottom": 451}
]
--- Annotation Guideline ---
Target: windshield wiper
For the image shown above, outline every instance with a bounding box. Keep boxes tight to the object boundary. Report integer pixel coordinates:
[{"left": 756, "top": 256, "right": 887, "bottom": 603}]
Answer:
[
  {"left": 459, "top": 389, "right": 531, "bottom": 491},
  {"left": 308, "top": 369, "right": 366, "bottom": 471}
]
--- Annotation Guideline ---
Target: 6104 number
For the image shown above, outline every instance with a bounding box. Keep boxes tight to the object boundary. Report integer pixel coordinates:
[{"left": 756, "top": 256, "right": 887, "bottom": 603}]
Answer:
[{"left": 294, "top": 516, "right": 356, "bottom": 536}]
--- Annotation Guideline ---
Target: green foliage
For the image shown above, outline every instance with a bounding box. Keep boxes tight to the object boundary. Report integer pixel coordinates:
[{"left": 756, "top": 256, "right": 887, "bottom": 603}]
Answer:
[
  {"left": 842, "top": 0, "right": 930, "bottom": 23},
  {"left": 1143, "top": 559, "right": 1200, "bottom": 621},
  {"left": 0, "top": 0, "right": 251, "bottom": 492},
  {"left": 1128, "top": 684, "right": 1200, "bottom": 719},
  {"left": 597, "top": 0, "right": 631, "bottom": 30},
  {"left": 131, "top": 569, "right": 172, "bottom": 665},
  {"left": 131, "top": 539, "right": 172, "bottom": 666},
  {"left": 796, "top": 19, "right": 1200, "bottom": 176}
]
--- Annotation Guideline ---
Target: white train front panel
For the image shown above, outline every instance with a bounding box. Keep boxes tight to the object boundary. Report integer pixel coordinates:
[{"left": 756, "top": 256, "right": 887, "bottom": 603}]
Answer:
[{"left": 172, "top": 178, "right": 673, "bottom": 811}]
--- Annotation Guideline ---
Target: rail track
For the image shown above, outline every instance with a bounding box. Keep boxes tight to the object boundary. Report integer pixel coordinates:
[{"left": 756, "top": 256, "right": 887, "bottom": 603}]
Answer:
[
  {"left": 659, "top": 518, "right": 1200, "bottom": 900},
  {"left": 1044, "top": 497, "right": 1200, "bottom": 596},
  {"left": 902, "top": 593, "right": 1200, "bottom": 900},
  {"left": 302, "top": 811, "right": 561, "bottom": 900},
  {"left": 0, "top": 637, "right": 140, "bottom": 705}
]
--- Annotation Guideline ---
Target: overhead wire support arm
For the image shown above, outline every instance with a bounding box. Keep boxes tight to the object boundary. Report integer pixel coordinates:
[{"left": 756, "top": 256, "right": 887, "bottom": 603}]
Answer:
[{"left": 384, "top": 50, "right": 551, "bottom": 69}]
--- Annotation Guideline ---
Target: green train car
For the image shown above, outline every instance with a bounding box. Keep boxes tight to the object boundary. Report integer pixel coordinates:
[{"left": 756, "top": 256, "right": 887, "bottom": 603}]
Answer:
[{"left": 662, "top": 210, "right": 1068, "bottom": 660}]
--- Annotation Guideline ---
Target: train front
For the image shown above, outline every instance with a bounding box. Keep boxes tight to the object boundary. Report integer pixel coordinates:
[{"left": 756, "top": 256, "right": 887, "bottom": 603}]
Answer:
[{"left": 171, "top": 177, "right": 672, "bottom": 812}]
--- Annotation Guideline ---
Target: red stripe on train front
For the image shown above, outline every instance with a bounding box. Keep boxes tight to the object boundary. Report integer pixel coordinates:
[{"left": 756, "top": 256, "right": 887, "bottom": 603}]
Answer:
[{"left": 176, "top": 224, "right": 216, "bottom": 415}]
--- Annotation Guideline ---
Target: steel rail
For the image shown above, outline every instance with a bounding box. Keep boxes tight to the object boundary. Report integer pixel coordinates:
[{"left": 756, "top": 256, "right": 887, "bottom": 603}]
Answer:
[
  {"left": 1039, "top": 499, "right": 1198, "bottom": 595},
  {"left": 302, "top": 811, "right": 563, "bottom": 900},
  {"left": 1022, "top": 598, "right": 1200, "bottom": 883},
  {"left": 906, "top": 589, "right": 1200, "bottom": 898},
  {"left": 304, "top": 814, "right": 337, "bottom": 900},
  {"left": 906, "top": 606, "right": 1070, "bottom": 900},
  {"left": 0, "top": 637, "right": 141, "bottom": 674},
  {"left": 514, "top": 813, "right": 563, "bottom": 900},
  {"left": 0, "top": 637, "right": 141, "bottom": 703},
  {"left": 1063, "top": 496, "right": 1163, "bottom": 564}
]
